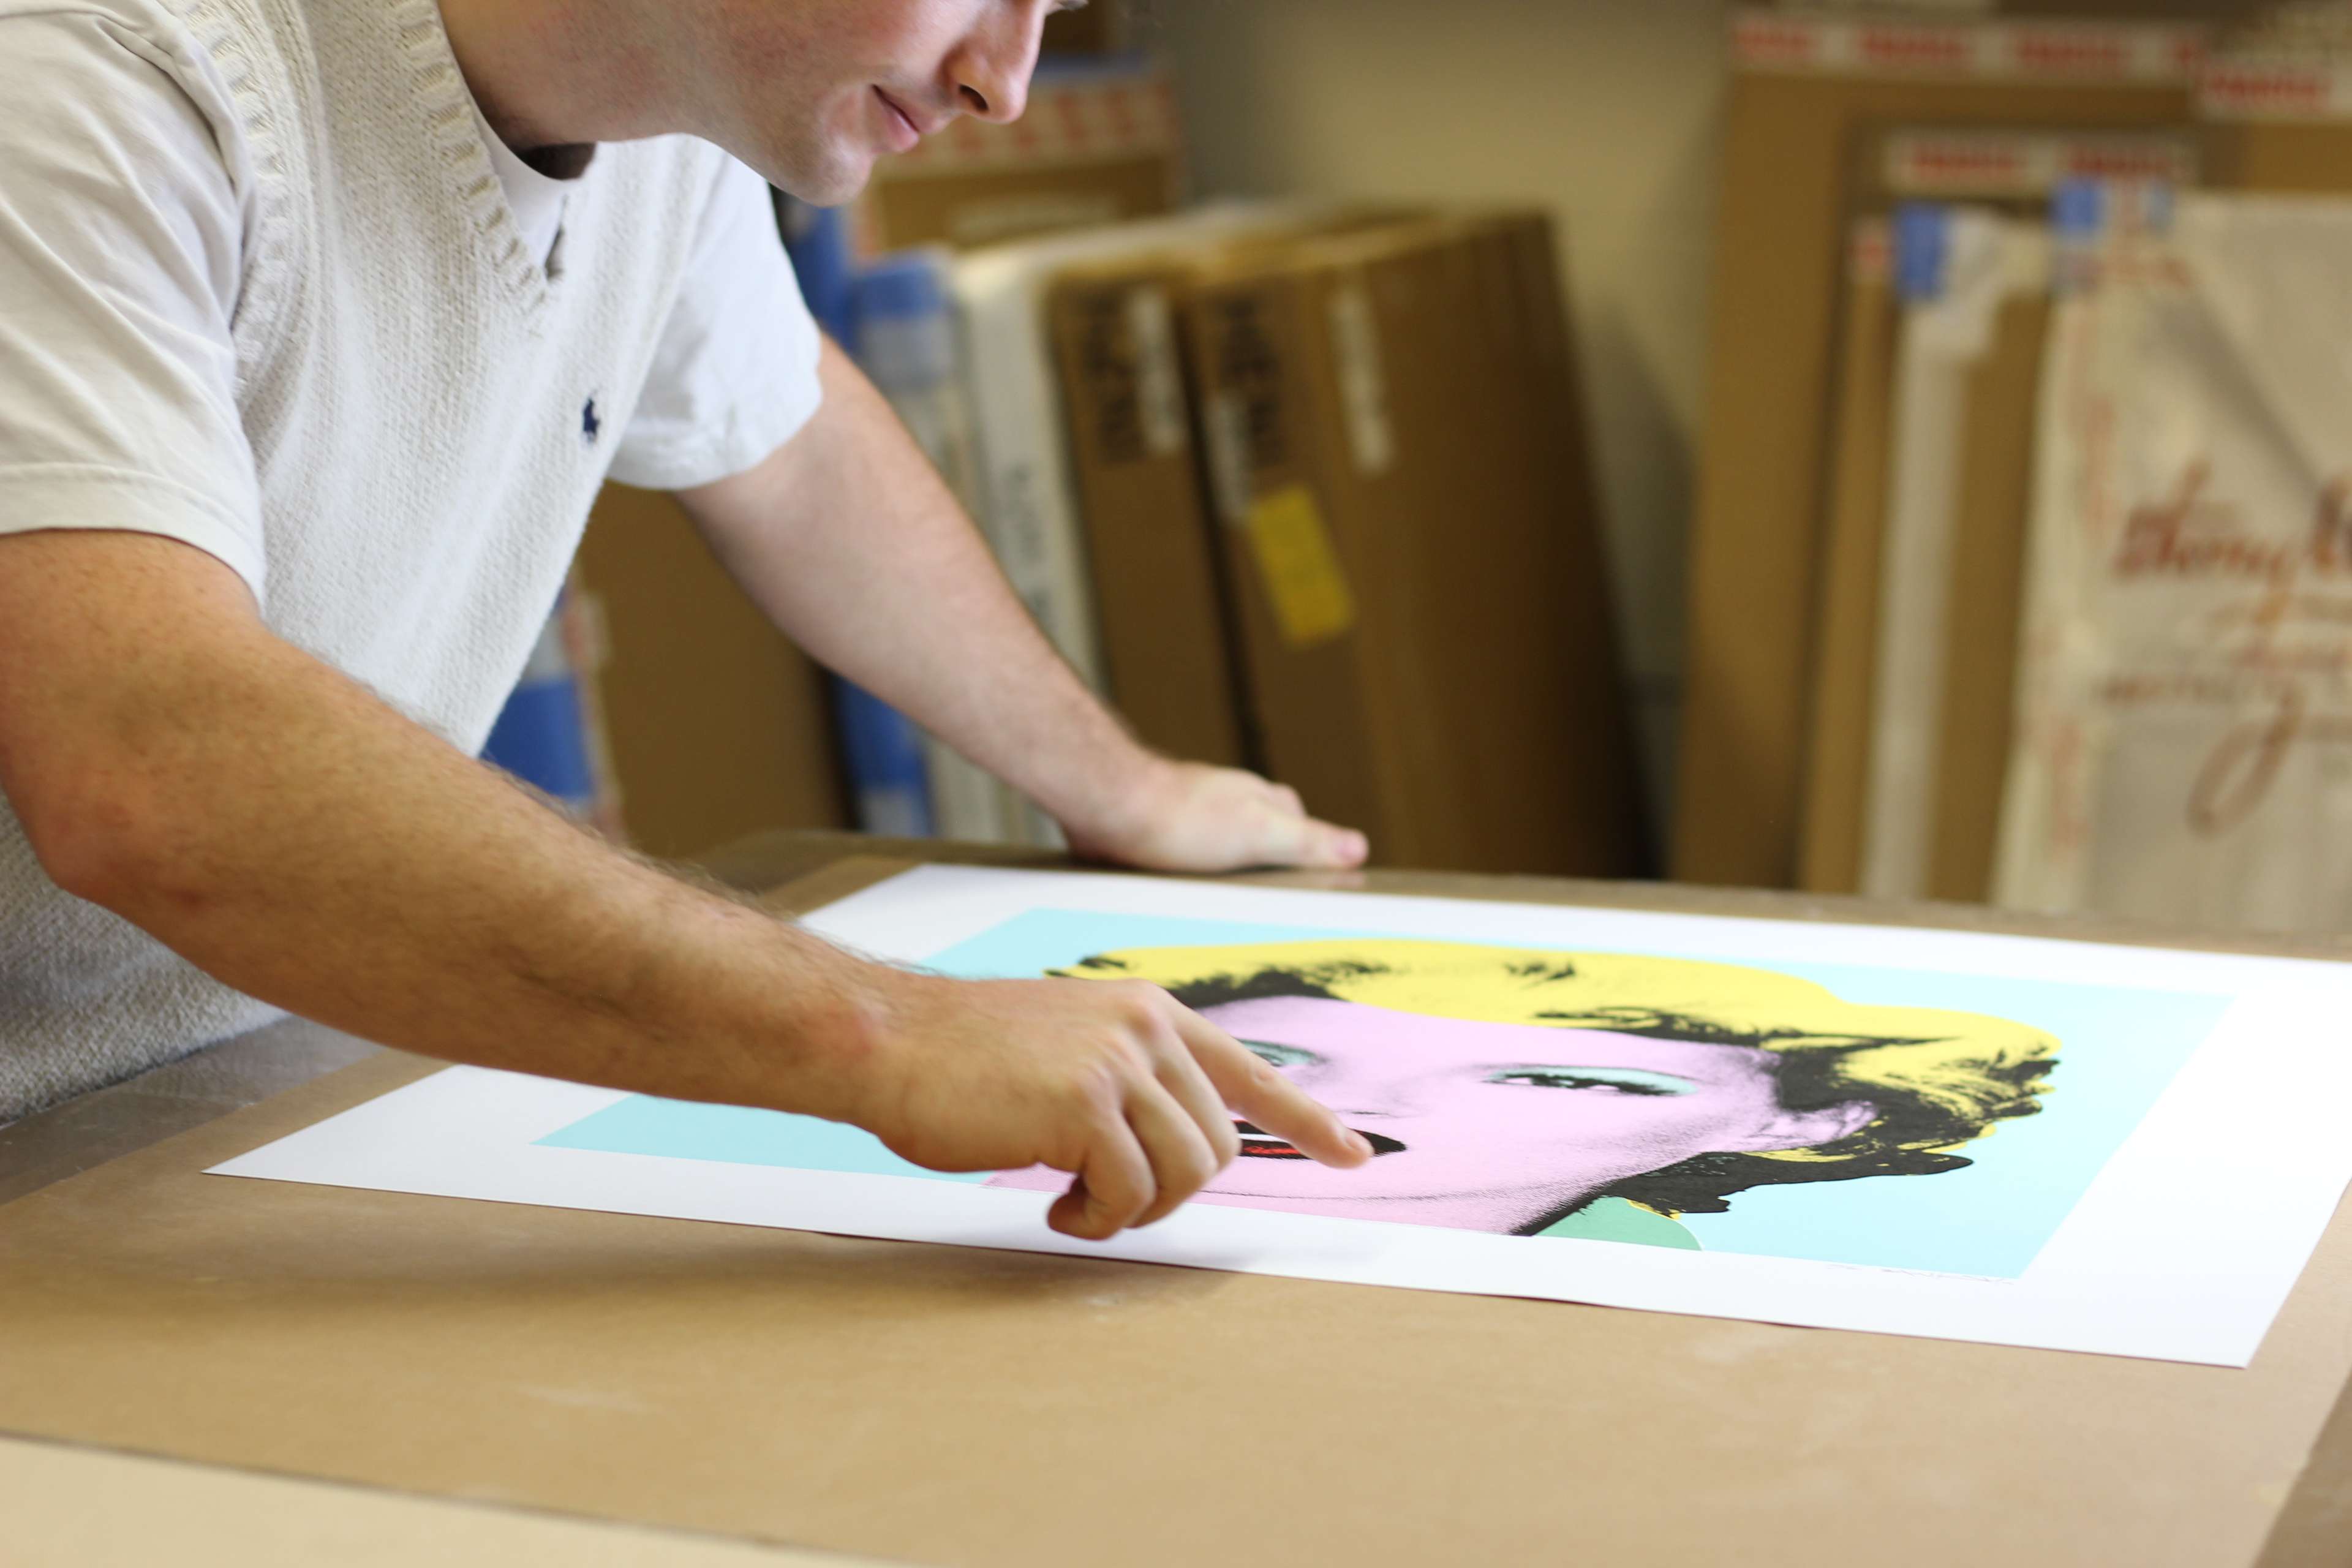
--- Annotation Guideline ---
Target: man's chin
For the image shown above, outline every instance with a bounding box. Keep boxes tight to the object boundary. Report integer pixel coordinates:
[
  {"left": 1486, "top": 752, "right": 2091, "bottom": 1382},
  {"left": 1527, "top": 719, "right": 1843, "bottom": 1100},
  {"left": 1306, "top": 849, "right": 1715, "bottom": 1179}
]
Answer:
[{"left": 758, "top": 147, "right": 878, "bottom": 211}]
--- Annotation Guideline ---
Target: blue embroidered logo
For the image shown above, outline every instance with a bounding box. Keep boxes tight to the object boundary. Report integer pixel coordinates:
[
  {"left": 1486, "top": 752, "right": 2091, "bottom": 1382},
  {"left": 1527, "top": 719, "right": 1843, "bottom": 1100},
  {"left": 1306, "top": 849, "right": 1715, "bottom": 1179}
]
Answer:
[{"left": 580, "top": 394, "right": 603, "bottom": 447}]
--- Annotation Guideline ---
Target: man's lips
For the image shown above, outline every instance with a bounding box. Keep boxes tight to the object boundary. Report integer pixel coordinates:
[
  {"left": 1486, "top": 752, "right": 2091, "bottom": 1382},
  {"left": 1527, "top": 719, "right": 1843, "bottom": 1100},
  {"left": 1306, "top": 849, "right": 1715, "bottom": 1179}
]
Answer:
[
  {"left": 1234, "top": 1121, "right": 1404, "bottom": 1160},
  {"left": 874, "top": 88, "right": 928, "bottom": 152}
]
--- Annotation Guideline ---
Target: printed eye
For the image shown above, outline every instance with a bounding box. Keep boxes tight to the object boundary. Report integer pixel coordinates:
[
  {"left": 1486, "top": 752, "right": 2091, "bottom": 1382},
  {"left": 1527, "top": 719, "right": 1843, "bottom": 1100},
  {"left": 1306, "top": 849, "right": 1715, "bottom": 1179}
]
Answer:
[
  {"left": 1238, "top": 1040, "right": 1318, "bottom": 1069},
  {"left": 1485, "top": 1067, "right": 1694, "bottom": 1096}
]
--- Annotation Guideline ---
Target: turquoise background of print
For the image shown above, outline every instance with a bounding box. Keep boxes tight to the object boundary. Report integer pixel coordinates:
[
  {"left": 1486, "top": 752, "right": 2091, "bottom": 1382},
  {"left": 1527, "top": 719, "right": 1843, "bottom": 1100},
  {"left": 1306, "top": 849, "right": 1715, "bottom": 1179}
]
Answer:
[
  {"left": 544, "top": 1096, "right": 997, "bottom": 1185},
  {"left": 540, "top": 908, "right": 2233, "bottom": 1278}
]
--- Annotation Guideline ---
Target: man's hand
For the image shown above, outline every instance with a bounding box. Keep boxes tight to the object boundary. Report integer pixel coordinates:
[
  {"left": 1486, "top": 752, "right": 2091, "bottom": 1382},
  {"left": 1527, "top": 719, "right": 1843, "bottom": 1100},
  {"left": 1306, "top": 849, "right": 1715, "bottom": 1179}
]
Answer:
[
  {"left": 0, "top": 534, "right": 1372, "bottom": 1243},
  {"left": 834, "top": 967, "right": 1373, "bottom": 1240},
  {"left": 1059, "top": 757, "right": 1370, "bottom": 875}
]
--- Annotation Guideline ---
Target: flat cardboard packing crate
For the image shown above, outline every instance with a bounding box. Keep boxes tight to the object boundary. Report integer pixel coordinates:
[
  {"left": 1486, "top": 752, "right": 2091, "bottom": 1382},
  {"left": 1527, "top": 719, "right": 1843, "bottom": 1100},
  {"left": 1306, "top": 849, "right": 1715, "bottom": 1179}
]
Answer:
[
  {"left": 1794, "top": 59, "right": 2352, "bottom": 901},
  {"left": 1048, "top": 254, "right": 1254, "bottom": 768},
  {"left": 1041, "top": 209, "right": 1430, "bottom": 774},
  {"left": 575, "top": 484, "right": 850, "bottom": 856},
  {"left": 1177, "top": 214, "right": 1646, "bottom": 876},
  {"left": 1797, "top": 123, "right": 2162, "bottom": 898},
  {"left": 1798, "top": 215, "right": 2052, "bottom": 904},
  {"left": 1674, "top": 10, "right": 2207, "bottom": 889}
]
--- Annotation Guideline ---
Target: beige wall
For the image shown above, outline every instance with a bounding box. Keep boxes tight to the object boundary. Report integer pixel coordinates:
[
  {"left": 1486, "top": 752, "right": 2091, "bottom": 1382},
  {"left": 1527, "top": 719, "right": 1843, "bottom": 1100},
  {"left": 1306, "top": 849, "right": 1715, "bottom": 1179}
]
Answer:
[{"left": 1155, "top": 0, "right": 1732, "bottom": 809}]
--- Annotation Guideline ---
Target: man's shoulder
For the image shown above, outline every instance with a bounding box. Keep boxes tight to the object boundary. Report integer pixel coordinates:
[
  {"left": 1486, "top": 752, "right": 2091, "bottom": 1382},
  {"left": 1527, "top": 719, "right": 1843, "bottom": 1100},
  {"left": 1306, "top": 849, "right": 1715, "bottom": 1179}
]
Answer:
[
  {"left": 0, "top": 0, "right": 168, "bottom": 23},
  {"left": 0, "top": 0, "right": 255, "bottom": 117},
  {"left": 0, "top": 0, "right": 203, "bottom": 48},
  {"left": 0, "top": 0, "right": 270, "bottom": 187}
]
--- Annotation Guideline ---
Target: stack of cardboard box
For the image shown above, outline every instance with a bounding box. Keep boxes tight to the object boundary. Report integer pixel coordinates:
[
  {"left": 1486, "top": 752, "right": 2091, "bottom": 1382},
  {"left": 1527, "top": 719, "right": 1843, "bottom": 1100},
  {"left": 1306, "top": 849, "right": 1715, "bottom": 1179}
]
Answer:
[
  {"left": 1040, "top": 212, "right": 1648, "bottom": 876},
  {"left": 1679, "top": 4, "right": 2352, "bottom": 924},
  {"left": 1039, "top": 207, "right": 1418, "bottom": 775},
  {"left": 1801, "top": 130, "right": 2195, "bottom": 900},
  {"left": 573, "top": 486, "right": 850, "bottom": 858},
  {"left": 1673, "top": 7, "right": 2212, "bottom": 892}
]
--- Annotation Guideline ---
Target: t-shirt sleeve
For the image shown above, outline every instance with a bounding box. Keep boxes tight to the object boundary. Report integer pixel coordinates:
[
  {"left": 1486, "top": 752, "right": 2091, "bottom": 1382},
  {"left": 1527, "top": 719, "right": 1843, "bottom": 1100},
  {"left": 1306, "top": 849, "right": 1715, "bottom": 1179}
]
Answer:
[
  {"left": 605, "top": 154, "right": 826, "bottom": 492},
  {"left": 0, "top": 13, "right": 268, "bottom": 598}
]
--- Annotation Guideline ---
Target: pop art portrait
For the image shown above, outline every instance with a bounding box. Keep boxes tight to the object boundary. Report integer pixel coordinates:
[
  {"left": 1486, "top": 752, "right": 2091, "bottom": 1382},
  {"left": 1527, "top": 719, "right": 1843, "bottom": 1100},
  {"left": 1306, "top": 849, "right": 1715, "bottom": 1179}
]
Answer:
[{"left": 982, "top": 940, "right": 2060, "bottom": 1251}]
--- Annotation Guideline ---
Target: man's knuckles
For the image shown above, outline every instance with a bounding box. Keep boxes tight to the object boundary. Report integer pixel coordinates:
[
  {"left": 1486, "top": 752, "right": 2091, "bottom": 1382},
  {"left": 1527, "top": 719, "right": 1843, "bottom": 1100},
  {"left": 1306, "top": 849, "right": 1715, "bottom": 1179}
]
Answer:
[{"left": 1102, "top": 977, "right": 1175, "bottom": 1023}]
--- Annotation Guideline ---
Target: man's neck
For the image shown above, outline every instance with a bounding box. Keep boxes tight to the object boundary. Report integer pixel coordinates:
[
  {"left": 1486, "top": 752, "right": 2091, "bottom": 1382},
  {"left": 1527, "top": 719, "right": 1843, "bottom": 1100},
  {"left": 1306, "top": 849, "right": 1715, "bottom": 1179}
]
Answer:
[
  {"left": 519, "top": 143, "right": 597, "bottom": 181},
  {"left": 434, "top": 0, "right": 676, "bottom": 160}
]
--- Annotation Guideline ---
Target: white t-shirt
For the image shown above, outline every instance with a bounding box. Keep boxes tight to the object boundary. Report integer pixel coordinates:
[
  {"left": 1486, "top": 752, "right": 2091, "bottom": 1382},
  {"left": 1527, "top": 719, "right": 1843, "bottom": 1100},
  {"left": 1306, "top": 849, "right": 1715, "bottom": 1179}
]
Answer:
[
  {"left": 0, "top": 8, "right": 824, "bottom": 603},
  {"left": 0, "top": 0, "right": 826, "bottom": 1121}
]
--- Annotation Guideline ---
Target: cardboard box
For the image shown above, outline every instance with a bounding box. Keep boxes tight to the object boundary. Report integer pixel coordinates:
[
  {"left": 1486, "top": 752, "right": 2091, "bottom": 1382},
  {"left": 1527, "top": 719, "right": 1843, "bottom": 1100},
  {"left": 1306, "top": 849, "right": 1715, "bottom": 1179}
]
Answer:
[
  {"left": 1794, "top": 83, "right": 2351, "bottom": 902},
  {"left": 573, "top": 484, "right": 850, "bottom": 856},
  {"left": 1673, "top": 10, "right": 2207, "bottom": 889},
  {"left": 1179, "top": 215, "right": 1646, "bottom": 876},
  {"left": 1797, "top": 221, "right": 1901, "bottom": 895},
  {"left": 1041, "top": 211, "right": 1427, "bottom": 774},
  {"left": 1795, "top": 128, "right": 2188, "bottom": 899},
  {"left": 1048, "top": 257, "right": 1257, "bottom": 771},
  {"left": 1841, "top": 212, "right": 2050, "bottom": 907},
  {"left": 1923, "top": 285, "right": 2047, "bottom": 903},
  {"left": 2203, "top": 53, "right": 2352, "bottom": 190},
  {"left": 934, "top": 208, "right": 1371, "bottom": 848},
  {"left": 850, "top": 64, "right": 1183, "bottom": 255},
  {"left": 1041, "top": 0, "right": 1135, "bottom": 57},
  {"left": 1988, "top": 189, "right": 2352, "bottom": 930}
]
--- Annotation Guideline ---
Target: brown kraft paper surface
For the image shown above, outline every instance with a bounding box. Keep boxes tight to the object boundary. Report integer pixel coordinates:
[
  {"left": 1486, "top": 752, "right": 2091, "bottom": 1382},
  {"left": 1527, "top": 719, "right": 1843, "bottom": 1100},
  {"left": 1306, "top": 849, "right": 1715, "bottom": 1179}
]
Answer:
[{"left": 3, "top": 858, "right": 2352, "bottom": 1567}]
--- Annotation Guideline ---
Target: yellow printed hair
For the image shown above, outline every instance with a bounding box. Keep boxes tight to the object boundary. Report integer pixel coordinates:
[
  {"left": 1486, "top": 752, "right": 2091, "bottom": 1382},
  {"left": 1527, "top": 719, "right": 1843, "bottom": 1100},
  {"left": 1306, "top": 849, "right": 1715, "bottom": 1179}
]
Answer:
[{"left": 1055, "top": 940, "right": 2059, "bottom": 1216}]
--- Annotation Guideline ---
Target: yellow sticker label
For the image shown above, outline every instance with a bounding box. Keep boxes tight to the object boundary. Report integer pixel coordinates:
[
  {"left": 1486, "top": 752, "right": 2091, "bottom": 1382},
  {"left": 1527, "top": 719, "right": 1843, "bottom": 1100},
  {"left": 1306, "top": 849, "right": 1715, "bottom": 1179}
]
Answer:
[{"left": 1247, "top": 486, "right": 1357, "bottom": 649}]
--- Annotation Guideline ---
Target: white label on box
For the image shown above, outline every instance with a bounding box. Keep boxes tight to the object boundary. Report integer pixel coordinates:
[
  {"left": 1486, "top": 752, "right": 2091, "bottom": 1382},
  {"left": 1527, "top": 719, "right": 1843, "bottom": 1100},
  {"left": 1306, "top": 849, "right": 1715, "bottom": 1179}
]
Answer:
[
  {"left": 1328, "top": 282, "right": 1395, "bottom": 478},
  {"left": 1732, "top": 10, "right": 2205, "bottom": 84},
  {"left": 1125, "top": 287, "right": 1189, "bottom": 458},
  {"left": 1882, "top": 132, "right": 2199, "bottom": 200},
  {"left": 2200, "top": 56, "right": 2352, "bottom": 123},
  {"left": 1204, "top": 390, "right": 1256, "bottom": 527}
]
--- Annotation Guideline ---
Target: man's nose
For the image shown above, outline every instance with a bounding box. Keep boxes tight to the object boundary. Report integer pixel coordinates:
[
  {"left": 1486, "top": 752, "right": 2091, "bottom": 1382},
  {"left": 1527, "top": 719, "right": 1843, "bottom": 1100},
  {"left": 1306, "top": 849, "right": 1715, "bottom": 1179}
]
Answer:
[{"left": 946, "top": 0, "right": 1047, "bottom": 124}]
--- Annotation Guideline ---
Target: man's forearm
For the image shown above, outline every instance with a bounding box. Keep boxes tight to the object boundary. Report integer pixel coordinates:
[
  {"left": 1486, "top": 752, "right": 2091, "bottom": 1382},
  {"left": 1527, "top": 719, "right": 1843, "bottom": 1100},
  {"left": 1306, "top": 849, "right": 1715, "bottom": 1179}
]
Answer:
[
  {"left": 2, "top": 513, "right": 1366, "bottom": 1239},
  {"left": 677, "top": 339, "right": 1153, "bottom": 832},
  {"left": 24, "top": 552, "right": 881, "bottom": 1118}
]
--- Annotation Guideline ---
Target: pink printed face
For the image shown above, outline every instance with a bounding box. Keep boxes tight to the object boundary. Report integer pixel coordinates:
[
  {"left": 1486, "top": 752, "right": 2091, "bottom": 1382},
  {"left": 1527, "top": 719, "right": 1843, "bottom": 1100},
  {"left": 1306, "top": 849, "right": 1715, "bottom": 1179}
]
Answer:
[{"left": 1191, "top": 997, "right": 1851, "bottom": 1232}]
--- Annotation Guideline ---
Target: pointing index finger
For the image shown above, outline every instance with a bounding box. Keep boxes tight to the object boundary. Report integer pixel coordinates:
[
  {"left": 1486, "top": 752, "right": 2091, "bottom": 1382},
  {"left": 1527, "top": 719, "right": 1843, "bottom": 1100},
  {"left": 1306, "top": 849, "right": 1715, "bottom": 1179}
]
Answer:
[{"left": 1173, "top": 1008, "right": 1373, "bottom": 1169}]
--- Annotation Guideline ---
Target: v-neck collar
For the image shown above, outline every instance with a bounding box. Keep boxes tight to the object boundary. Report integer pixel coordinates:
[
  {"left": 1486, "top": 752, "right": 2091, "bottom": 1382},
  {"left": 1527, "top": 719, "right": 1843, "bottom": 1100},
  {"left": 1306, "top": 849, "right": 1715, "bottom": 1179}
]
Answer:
[
  {"left": 466, "top": 97, "right": 586, "bottom": 273},
  {"left": 393, "top": 0, "right": 587, "bottom": 315}
]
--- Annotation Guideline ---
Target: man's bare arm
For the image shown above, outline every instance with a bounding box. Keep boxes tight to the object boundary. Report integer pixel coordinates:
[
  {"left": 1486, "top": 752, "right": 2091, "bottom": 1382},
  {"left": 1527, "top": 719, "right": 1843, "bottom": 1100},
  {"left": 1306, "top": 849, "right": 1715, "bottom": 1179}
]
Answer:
[
  {"left": 0, "top": 529, "right": 1367, "bottom": 1235},
  {"left": 676, "top": 337, "right": 1368, "bottom": 873}
]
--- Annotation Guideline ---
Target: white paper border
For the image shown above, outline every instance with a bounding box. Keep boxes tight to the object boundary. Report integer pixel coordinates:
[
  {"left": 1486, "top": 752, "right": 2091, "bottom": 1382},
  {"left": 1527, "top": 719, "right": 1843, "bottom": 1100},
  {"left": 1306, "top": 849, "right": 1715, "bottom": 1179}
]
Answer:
[{"left": 214, "top": 866, "right": 2352, "bottom": 1366}]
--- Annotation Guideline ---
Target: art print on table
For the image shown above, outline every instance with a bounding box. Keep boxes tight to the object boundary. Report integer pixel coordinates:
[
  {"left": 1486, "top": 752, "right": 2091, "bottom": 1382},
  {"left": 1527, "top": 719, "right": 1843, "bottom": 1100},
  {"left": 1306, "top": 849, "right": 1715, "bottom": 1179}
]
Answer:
[
  {"left": 214, "top": 865, "right": 2352, "bottom": 1363},
  {"left": 542, "top": 908, "right": 2215, "bottom": 1280}
]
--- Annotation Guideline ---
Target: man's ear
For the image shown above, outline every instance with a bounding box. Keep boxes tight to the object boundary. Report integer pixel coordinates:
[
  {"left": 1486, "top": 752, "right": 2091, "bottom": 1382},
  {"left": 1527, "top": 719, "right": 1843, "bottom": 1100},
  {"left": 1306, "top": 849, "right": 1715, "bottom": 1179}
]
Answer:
[{"left": 1720, "top": 1100, "right": 1877, "bottom": 1154}]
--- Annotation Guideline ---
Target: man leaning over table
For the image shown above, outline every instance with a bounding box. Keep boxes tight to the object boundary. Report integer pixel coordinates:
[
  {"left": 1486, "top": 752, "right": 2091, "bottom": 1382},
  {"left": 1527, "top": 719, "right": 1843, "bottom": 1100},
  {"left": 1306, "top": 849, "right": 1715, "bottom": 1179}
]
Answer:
[{"left": 0, "top": 0, "right": 1374, "bottom": 1236}]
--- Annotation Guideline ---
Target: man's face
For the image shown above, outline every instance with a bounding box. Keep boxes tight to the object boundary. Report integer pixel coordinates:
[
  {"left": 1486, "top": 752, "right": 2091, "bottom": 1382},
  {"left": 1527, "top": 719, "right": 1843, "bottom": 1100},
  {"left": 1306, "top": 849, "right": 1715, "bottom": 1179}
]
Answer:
[{"left": 694, "top": 0, "right": 1069, "bottom": 205}]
